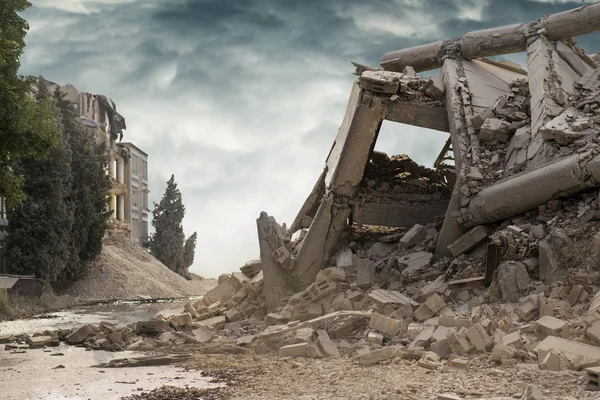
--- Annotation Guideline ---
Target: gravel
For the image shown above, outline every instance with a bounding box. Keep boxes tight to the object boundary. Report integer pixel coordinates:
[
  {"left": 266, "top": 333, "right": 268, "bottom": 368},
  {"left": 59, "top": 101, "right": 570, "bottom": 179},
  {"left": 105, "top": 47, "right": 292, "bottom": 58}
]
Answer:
[{"left": 63, "top": 234, "right": 216, "bottom": 301}]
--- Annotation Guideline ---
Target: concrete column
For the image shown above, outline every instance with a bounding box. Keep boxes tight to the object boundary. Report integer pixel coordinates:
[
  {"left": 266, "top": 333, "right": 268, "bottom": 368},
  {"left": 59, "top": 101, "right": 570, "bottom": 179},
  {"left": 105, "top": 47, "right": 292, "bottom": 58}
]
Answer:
[
  {"left": 108, "top": 152, "right": 115, "bottom": 179},
  {"left": 117, "top": 158, "right": 124, "bottom": 184},
  {"left": 109, "top": 194, "right": 117, "bottom": 218},
  {"left": 461, "top": 153, "right": 600, "bottom": 227},
  {"left": 118, "top": 195, "right": 125, "bottom": 221}
]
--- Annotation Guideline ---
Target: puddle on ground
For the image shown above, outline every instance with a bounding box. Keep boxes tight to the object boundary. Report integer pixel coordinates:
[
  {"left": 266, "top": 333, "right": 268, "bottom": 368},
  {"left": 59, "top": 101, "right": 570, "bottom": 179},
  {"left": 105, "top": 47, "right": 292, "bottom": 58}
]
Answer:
[
  {"left": 0, "top": 344, "right": 221, "bottom": 400},
  {"left": 0, "top": 301, "right": 191, "bottom": 336}
]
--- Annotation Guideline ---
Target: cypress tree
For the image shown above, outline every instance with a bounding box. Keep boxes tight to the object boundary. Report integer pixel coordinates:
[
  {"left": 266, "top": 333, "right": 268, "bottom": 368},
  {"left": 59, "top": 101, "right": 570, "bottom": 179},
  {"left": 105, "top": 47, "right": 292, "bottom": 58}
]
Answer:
[{"left": 150, "top": 175, "right": 195, "bottom": 278}]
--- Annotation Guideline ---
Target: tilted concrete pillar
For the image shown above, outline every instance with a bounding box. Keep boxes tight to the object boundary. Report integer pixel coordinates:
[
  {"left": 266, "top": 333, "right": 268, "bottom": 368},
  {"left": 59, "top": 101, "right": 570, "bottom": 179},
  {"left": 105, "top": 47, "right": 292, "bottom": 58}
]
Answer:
[
  {"left": 460, "top": 152, "right": 600, "bottom": 227},
  {"left": 290, "top": 83, "right": 388, "bottom": 291},
  {"left": 257, "top": 212, "right": 294, "bottom": 312},
  {"left": 435, "top": 59, "right": 469, "bottom": 257}
]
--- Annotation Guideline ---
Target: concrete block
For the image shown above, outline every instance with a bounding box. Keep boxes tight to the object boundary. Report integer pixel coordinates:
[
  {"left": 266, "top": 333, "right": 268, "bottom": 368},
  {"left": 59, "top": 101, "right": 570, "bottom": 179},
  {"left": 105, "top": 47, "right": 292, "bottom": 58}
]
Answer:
[
  {"left": 279, "top": 343, "right": 309, "bottom": 358},
  {"left": 466, "top": 323, "right": 492, "bottom": 351},
  {"left": 224, "top": 308, "right": 243, "bottom": 323},
  {"left": 66, "top": 325, "right": 94, "bottom": 345},
  {"left": 329, "top": 321, "right": 361, "bottom": 339},
  {"left": 27, "top": 335, "right": 58, "bottom": 348},
  {"left": 447, "top": 225, "right": 489, "bottom": 257},
  {"left": 197, "top": 316, "right": 227, "bottom": 329},
  {"left": 540, "top": 350, "right": 562, "bottom": 371},
  {"left": 413, "top": 294, "right": 446, "bottom": 321},
  {"left": 447, "top": 330, "right": 474, "bottom": 356},
  {"left": 388, "top": 304, "right": 413, "bottom": 319},
  {"left": 264, "top": 313, "right": 287, "bottom": 327},
  {"left": 356, "top": 258, "right": 374, "bottom": 290},
  {"left": 439, "top": 316, "right": 455, "bottom": 327},
  {"left": 369, "top": 313, "right": 402, "bottom": 336},
  {"left": 407, "top": 322, "right": 424, "bottom": 339},
  {"left": 412, "top": 325, "right": 435, "bottom": 347},
  {"left": 191, "top": 326, "right": 215, "bottom": 343},
  {"left": 534, "top": 336, "right": 600, "bottom": 361},
  {"left": 587, "top": 321, "right": 600, "bottom": 345},
  {"left": 448, "top": 355, "right": 471, "bottom": 370},
  {"left": 351, "top": 346, "right": 403, "bottom": 366},
  {"left": 399, "top": 224, "right": 426, "bottom": 248},
  {"left": 399, "top": 252, "right": 433, "bottom": 277},
  {"left": 136, "top": 319, "right": 172, "bottom": 335},
  {"left": 491, "top": 343, "right": 515, "bottom": 361},
  {"left": 173, "top": 313, "right": 193, "bottom": 326},
  {"left": 480, "top": 117, "right": 512, "bottom": 142},
  {"left": 368, "top": 289, "right": 419, "bottom": 307},
  {"left": 367, "top": 331, "right": 384, "bottom": 345},
  {"left": 431, "top": 338, "right": 452, "bottom": 358},
  {"left": 307, "top": 329, "right": 340, "bottom": 358},
  {"left": 535, "top": 316, "right": 566, "bottom": 336},
  {"left": 586, "top": 366, "right": 600, "bottom": 391}
]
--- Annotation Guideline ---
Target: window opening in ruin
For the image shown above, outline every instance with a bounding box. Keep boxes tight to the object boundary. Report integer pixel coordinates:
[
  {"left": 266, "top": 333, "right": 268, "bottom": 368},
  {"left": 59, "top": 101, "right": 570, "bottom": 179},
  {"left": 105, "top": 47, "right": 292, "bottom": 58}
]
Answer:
[{"left": 350, "top": 121, "right": 452, "bottom": 230}]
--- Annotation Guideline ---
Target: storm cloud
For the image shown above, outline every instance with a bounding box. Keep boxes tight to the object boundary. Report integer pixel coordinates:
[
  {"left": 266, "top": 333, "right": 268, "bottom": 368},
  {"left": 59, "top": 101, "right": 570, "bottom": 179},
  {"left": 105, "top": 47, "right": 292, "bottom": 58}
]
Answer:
[{"left": 20, "top": 0, "right": 600, "bottom": 277}]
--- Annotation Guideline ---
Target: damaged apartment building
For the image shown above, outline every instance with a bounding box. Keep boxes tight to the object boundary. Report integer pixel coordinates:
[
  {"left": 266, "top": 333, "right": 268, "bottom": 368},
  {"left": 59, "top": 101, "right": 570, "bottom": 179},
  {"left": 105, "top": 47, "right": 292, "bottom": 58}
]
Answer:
[
  {"left": 0, "top": 81, "right": 150, "bottom": 273},
  {"left": 43, "top": 80, "right": 151, "bottom": 247}
]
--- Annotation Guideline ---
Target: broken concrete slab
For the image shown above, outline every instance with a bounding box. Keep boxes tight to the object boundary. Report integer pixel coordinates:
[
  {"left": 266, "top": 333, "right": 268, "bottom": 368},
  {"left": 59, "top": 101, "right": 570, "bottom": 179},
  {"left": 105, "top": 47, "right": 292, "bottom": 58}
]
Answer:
[
  {"left": 369, "top": 313, "right": 402, "bottom": 337},
  {"left": 399, "top": 224, "right": 426, "bottom": 249},
  {"left": 447, "top": 225, "right": 489, "bottom": 257},
  {"left": 497, "top": 261, "right": 531, "bottom": 302},
  {"left": 351, "top": 346, "right": 404, "bottom": 366}
]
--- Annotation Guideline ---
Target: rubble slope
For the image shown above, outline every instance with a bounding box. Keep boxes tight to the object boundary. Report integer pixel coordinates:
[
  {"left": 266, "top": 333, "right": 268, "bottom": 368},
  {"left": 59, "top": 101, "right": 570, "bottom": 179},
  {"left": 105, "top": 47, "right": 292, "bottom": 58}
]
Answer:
[{"left": 62, "top": 235, "right": 216, "bottom": 301}]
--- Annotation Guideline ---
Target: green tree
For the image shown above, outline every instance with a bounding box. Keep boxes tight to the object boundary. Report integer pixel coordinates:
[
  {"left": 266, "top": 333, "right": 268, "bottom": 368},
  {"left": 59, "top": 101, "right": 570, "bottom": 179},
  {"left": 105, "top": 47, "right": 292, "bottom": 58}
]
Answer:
[
  {"left": 183, "top": 231, "right": 198, "bottom": 271},
  {"left": 150, "top": 175, "right": 195, "bottom": 278},
  {"left": 6, "top": 85, "right": 110, "bottom": 282},
  {"left": 57, "top": 88, "right": 110, "bottom": 280},
  {"left": 0, "top": 0, "right": 60, "bottom": 208}
]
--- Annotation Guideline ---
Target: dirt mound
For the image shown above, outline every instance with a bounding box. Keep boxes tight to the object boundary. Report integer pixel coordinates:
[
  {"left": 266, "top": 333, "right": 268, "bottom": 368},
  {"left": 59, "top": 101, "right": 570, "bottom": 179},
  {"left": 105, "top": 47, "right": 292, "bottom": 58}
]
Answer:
[{"left": 63, "top": 234, "right": 216, "bottom": 301}]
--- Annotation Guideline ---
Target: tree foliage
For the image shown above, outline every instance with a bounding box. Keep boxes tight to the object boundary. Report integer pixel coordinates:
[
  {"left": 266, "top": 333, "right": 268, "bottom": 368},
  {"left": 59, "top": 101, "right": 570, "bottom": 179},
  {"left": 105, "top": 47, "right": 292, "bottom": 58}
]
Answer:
[
  {"left": 0, "top": 0, "right": 60, "bottom": 208},
  {"left": 6, "top": 85, "right": 110, "bottom": 282},
  {"left": 150, "top": 175, "right": 196, "bottom": 279}
]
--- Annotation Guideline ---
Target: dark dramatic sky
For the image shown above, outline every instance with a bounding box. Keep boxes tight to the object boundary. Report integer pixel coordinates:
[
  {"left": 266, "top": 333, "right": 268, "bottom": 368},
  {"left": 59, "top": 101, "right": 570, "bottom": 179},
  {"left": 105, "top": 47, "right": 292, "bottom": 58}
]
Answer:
[{"left": 21, "top": 0, "right": 599, "bottom": 278}]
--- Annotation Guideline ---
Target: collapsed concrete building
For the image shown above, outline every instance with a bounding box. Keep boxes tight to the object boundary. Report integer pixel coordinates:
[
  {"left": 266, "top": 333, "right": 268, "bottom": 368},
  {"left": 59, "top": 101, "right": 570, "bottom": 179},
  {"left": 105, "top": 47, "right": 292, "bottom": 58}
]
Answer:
[{"left": 255, "top": 2, "right": 600, "bottom": 312}]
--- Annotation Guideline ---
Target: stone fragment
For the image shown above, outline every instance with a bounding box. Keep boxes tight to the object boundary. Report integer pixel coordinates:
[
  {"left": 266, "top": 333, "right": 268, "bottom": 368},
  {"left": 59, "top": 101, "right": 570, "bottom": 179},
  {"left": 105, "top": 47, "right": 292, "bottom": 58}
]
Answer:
[
  {"left": 424, "top": 76, "right": 445, "bottom": 101},
  {"left": 65, "top": 325, "right": 94, "bottom": 345},
  {"left": 413, "top": 294, "right": 446, "bottom": 322},
  {"left": 192, "top": 326, "right": 215, "bottom": 343},
  {"left": 480, "top": 118, "right": 512, "bottom": 142},
  {"left": 265, "top": 313, "right": 287, "bottom": 327},
  {"left": 491, "top": 343, "right": 515, "bottom": 361},
  {"left": 466, "top": 323, "right": 492, "bottom": 351},
  {"left": 136, "top": 319, "right": 172, "bottom": 335},
  {"left": 399, "top": 224, "right": 426, "bottom": 249},
  {"left": 536, "top": 316, "right": 566, "bottom": 336},
  {"left": 587, "top": 321, "right": 600, "bottom": 345},
  {"left": 540, "top": 350, "right": 562, "bottom": 371},
  {"left": 497, "top": 261, "right": 531, "bottom": 302},
  {"left": 398, "top": 252, "right": 433, "bottom": 277},
  {"left": 538, "top": 230, "right": 572, "bottom": 284},
  {"left": 522, "top": 384, "right": 543, "bottom": 400},
  {"left": 369, "top": 313, "right": 402, "bottom": 337},
  {"left": 355, "top": 258, "right": 374, "bottom": 290},
  {"left": 27, "top": 335, "right": 58, "bottom": 349},
  {"left": 367, "top": 331, "right": 384, "bottom": 345},
  {"left": 279, "top": 343, "right": 309, "bottom": 358},
  {"left": 307, "top": 329, "right": 340, "bottom": 358},
  {"left": 351, "top": 346, "right": 403, "bottom": 366},
  {"left": 447, "top": 225, "right": 488, "bottom": 257}
]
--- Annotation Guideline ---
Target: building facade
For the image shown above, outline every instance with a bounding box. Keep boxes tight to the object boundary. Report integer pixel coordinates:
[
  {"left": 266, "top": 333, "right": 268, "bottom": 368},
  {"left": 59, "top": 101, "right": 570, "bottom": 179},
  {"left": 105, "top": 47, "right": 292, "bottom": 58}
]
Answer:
[{"left": 119, "top": 143, "right": 150, "bottom": 247}]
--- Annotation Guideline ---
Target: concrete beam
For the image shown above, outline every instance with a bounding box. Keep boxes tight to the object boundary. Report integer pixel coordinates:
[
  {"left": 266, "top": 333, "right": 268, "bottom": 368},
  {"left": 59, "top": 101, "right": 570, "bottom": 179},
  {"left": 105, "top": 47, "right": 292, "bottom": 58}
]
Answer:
[
  {"left": 386, "top": 102, "right": 449, "bottom": 132},
  {"left": 257, "top": 212, "right": 294, "bottom": 312},
  {"left": 352, "top": 202, "right": 447, "bottom": 228},
  {"left": 381, "top": 3, "right": 600, "bottom": 72},
  {"left": 461, "top": 153, "right": 600, "bottom": 227}
]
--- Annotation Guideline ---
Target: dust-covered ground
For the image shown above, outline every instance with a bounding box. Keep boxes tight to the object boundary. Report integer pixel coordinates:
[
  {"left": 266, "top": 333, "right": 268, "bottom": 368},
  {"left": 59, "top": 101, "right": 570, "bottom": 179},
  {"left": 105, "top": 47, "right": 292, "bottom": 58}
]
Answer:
[{"left": 164, "top": 351, "right": 593, "bottom": 400}]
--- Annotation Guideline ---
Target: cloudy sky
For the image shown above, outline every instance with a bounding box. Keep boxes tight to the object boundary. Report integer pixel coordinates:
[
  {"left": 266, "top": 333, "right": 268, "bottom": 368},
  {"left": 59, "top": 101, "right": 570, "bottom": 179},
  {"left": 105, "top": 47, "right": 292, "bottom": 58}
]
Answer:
[{"left": 20, "top": 0, "right": 599, "bottom": 278}]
